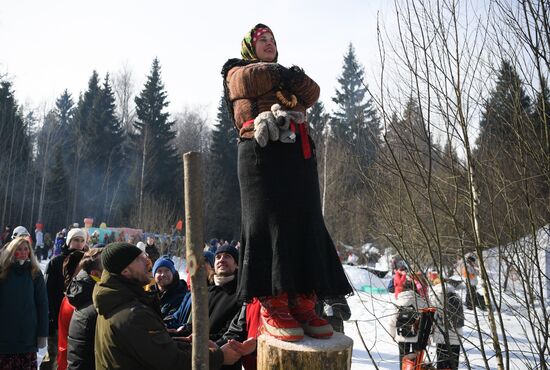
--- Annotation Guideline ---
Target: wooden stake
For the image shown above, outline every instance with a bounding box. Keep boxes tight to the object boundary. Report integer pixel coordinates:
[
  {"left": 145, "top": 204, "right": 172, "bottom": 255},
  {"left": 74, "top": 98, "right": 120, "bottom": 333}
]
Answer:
[{"left": 183, "top": 152, "right": 208, "bottom": 370}]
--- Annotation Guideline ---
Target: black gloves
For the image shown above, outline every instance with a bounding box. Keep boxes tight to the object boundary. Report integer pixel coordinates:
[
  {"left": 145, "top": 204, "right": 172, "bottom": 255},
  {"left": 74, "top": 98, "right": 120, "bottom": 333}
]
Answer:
[{"left": 278, "top": 65, "right": 305, "bottom": 89}]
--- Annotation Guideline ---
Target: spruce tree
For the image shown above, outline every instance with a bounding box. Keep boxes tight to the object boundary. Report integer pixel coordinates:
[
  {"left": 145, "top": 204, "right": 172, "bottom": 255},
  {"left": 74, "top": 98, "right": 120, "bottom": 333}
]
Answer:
[
  {"left": 45, "top": 146, "right": 70, "bottom": 231},
  {"left": 206, "top": 97, "right": 240, "bottom": 240},
  {"left": 66, "top": 71, "right": 101, "bottom": 221},
  {"left": 476, "top": 60, "right": 531, "bottom": 152},
  {"left": 474, "top": 60, "right": 538, "bottom": 244},
  {"left": 55, "top": 89, "right": 75, "bottom": 132},
  {"left": 65, "top": 71, "right": 127, "bottom": 223},
  {"left": 386, "top": 97, "right": 434, "bottom": 167},
  {"left": 331, "top": 43, "right": 381, "bottom": 169},
  {"left": 0, "top": 80, "right": 31, "bottom": 226},
  {"left": 307, "top": 100, "right": 328, "bottom": 144},
  {"left": 92, "top": 74, "right": 125, "bottom": 223},
  {"left": 134, "top": 58, "right": 179, "bottom": 203}
]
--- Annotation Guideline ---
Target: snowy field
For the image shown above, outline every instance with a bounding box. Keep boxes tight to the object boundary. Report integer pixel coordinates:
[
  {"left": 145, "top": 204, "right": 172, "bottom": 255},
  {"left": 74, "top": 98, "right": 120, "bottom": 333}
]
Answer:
[
  {"left": 341, "top": 265, "right": 546, "bottom": 370},
  {"left": 40, "top": 258, "right": 545, "bottom": 369}
]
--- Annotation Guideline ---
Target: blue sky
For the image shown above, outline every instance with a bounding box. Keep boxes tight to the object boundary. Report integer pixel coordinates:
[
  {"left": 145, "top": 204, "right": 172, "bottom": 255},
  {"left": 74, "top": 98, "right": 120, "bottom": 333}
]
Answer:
[{"left": 0, "top": 0, "right": 393, "bottom": 120}]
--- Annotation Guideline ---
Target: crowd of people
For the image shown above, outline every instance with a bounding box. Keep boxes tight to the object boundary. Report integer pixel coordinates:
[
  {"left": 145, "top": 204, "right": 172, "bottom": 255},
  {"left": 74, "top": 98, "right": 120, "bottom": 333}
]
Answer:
[
  {"left": 0, "top": 222, "right": 485, "bottom": 370},
  {"left": 0, "top": 221, "right": 352, "bottom": 370}
]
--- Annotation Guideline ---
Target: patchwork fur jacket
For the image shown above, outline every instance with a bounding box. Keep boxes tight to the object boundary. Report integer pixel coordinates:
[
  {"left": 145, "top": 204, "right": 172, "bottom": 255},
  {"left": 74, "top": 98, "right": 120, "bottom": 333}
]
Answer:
[{"left": 223, "top": 59, "right": 320, "bottom": 139}]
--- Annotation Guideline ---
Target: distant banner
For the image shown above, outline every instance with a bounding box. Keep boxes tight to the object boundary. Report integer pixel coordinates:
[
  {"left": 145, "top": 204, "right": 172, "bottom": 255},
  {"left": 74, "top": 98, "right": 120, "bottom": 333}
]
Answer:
[{"left": 86, "top": 226, "right": 143, "bottom": 244}]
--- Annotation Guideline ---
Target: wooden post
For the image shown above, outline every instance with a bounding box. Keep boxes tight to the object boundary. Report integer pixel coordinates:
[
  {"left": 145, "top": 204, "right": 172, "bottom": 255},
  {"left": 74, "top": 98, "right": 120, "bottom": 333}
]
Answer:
[
  {"left": 257, "top": 333, "right": 353, "bottom": 370},
  {"left": 183, "top": 152, "right": 208, "bottom": 370}
]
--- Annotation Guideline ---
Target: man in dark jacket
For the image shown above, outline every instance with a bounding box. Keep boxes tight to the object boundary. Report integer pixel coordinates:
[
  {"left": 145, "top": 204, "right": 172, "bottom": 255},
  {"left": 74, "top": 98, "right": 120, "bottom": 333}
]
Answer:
[
  {"left": 44, "top": 227, "right": 87, "bottom": 369},
  {"left": 93, "top": 242, "right": 242, "bottom": 370},
  {"left": 66, "top": 248, "right": 103, "bottom": 370},
  {"left": 168, "top": 246, "right": 240, "bottom": 344},
  {"left": 208, "top": 245, "right": 241, "bottom": 341},
  {"left": 150, "top": 256, "right": 188, "bottom": 319}
]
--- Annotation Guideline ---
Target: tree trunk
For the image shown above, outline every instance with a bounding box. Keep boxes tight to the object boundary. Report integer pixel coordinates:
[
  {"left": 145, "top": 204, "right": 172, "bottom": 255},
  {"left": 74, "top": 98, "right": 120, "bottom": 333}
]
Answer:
[
  {"left": 139, "top": 126, "right": 148, "bottom": 225},
  {"left": 183, "top": 152, "right": 209, "bottom": 370},
  {"left": 257, "top": 333, "right": 353, "bottom": 370}
]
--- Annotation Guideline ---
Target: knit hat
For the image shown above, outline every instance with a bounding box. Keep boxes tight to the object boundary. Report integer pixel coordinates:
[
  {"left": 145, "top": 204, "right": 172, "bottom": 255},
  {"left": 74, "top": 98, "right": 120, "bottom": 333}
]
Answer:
[
  {"left": 66, "top": 228, "right": 87, "bottom": 247},
  {"left": 136, "top": 241, "right": 146, "bottom": 252},
  {"left": 12, "top": 226, "right": 30, "bottom": 238},
  {"left": 203, "top": 251, "right": 215, "bottom": 268},
  {"left": 152, "top": 256, "right": 176, "bottom": 275},
  {"left": 241, "top": 23, "right": 277, "bottom": 62},
  {"left": 215, "top": 245, "right": 239, "bottom": 264},
  {"left": 101, "top": 242, "right": 143, "bottom": 274}
]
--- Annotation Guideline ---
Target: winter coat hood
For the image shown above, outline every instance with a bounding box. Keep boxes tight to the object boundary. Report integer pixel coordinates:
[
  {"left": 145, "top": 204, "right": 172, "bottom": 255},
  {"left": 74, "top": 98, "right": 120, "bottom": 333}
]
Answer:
[
  {"left": 395, "top": 290, "right": 427, "bottom": 307},
  {"left": 93, "top": 271, "right": 160, "bottom": 318},
  {"left": 66, "top": 269, "right": 96, "bottom": 309}
]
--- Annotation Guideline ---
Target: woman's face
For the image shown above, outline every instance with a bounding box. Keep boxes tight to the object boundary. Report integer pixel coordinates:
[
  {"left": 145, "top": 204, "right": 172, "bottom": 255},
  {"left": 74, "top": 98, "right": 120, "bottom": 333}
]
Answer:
[
  {"left": 69, "top": 236, "right": 86, "bottom": 251},
  {"left": 254, "top": 32, "right": 277, "bottom": 62},
  {"left": 14, "top": 244, "right": 30, "bottom": 261}
]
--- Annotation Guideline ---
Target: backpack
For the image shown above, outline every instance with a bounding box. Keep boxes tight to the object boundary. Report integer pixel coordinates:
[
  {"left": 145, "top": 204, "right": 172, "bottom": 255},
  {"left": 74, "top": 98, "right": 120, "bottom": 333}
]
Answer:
[
  {"left": 447, "top": 292, "right": 464, "bottom": 328},
  {"left": 434, "top": 291, "right": 464, "bottom": 330},
  {"left": 396, "top": 305, "right": 420, "bottom": 337}
]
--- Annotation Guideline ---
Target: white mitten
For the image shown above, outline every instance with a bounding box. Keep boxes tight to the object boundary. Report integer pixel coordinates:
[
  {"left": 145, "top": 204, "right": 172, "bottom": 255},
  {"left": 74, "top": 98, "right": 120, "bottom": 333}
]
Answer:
[
  {"left": 271, "top": 104, "right": 291, "bottom": 130},
  {"left": 254, "top": 111, "right": 277, "bottom": 147}
]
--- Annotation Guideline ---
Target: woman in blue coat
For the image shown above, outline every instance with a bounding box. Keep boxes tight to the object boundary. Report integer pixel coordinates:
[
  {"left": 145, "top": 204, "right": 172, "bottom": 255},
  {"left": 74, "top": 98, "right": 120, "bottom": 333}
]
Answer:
[{"left": 0, "top": 237, "right": 48, "bottom": 369}]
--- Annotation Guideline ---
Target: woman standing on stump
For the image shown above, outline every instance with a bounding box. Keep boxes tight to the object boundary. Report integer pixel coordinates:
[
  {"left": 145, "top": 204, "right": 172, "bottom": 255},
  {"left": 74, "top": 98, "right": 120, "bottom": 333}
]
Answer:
[{"left": 222, "top": 23, "right": 352, "bottom": 342}]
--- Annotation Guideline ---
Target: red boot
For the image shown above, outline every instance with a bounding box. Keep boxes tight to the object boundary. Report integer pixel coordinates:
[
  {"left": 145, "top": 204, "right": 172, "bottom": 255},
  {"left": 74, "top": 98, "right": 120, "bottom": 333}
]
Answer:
[
  {"left": 260, "top": 293, "right": 304, "bottom": 342},
  {"left": 290, "top": 293, "right": 333, "bottom": 339}
]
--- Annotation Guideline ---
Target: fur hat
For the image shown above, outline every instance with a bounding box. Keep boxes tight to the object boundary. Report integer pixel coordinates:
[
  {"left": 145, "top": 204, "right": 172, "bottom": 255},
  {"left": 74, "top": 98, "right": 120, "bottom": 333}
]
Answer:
[
  {"left": 215, "top": 245, "right": 239, "bottom": 264},
  {"left": 66, "top": 228, "right": 87, "bottom": 247},
  {"left": 101, "top": 242, "right": 142, "bottom": 274},
  {"left": 152, "top": 256, "right": 176, "bottom": 275}
]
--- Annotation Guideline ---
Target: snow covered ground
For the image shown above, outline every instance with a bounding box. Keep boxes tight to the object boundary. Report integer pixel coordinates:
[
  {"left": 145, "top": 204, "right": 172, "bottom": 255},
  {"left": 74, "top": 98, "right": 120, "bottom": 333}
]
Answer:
[
  {"left": 342, "top": 265, "right": 546, "bottom": 369},
  {"left": 40, "top": 258, "right": 544, "bottom": 369}
]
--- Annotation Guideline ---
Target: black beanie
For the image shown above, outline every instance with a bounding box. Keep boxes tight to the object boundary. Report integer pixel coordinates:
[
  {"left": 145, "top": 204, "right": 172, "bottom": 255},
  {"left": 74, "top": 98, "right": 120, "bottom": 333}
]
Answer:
[
  {"left": 102, "top": 242, "right": 143, "bottom": 274},
  {"left": 215, "top": 245, "right": 239, "bottom": 264}
]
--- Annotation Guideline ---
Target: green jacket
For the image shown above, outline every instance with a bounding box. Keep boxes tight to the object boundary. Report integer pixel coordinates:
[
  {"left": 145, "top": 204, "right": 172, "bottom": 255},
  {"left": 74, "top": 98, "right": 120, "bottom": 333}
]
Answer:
[{"left": 93, "top": 271, "right": 224, "bottom": 370}]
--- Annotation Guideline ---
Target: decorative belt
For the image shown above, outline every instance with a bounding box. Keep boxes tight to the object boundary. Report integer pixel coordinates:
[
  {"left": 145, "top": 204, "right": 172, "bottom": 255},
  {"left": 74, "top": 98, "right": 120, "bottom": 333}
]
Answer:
[{"left": 242, "top": 119, "right": 311, "bottom": 159}]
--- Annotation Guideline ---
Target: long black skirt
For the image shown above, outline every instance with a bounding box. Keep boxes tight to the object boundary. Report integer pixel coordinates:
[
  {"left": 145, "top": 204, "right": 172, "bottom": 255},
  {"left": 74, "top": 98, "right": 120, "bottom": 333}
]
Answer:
[{"left": 237, "top": 136, "right": 353, "bottom": 302}]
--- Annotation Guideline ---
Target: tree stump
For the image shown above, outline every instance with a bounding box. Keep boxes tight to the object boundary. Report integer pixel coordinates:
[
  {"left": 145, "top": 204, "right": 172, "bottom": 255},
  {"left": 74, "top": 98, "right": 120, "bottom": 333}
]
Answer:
[{"left": 257, "top": 332, "right": 353, "bottom": 370}]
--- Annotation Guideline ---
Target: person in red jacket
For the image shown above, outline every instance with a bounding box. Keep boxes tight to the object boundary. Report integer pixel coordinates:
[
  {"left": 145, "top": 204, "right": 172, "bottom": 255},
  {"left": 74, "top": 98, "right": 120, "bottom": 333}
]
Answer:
[{"left": 393, "top": 262, "right": 409, "bottom": 299}]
